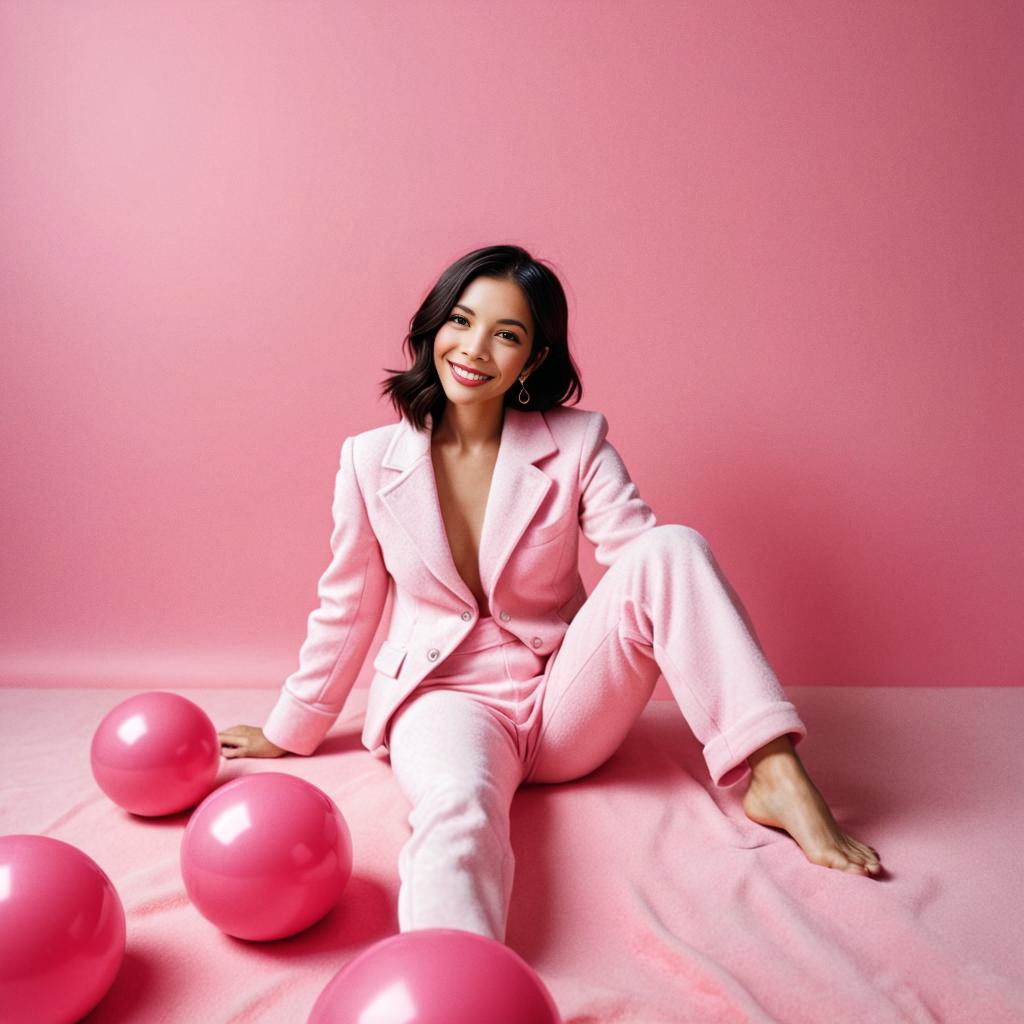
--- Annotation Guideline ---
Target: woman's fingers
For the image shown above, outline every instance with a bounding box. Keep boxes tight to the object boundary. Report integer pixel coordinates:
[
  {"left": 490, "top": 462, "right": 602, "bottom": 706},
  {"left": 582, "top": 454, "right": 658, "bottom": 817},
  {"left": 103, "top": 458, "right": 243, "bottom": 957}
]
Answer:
[
  {"left": 217, "top": 725, "right": 271, "bottom": 759},
  {"left": 218, "top": 725, "right": 255, "bottom": 743},
  {"left": 219, "top": 732, "right": 252, "bottom": 759}
]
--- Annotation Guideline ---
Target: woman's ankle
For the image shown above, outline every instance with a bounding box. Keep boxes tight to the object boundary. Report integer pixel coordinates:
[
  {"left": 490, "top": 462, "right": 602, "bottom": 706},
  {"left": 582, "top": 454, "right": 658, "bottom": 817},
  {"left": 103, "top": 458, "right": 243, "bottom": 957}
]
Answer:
[{"left": 746, "top": 734, "right": 802, "bottom": 780}]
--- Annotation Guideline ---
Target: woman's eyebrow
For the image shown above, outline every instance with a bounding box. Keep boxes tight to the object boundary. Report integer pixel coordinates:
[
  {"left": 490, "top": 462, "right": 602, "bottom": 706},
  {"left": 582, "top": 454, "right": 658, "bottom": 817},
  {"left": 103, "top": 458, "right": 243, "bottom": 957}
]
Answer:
[{"left": 453, "top": 303, "right": 530, "bottom": 336}]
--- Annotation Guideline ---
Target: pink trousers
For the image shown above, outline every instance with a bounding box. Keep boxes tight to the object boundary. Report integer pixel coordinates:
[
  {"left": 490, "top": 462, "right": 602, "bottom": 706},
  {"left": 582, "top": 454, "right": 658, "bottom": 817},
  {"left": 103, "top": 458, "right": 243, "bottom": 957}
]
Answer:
[{"left": 385, "top": 524, "right": 807, "bottom": 942}]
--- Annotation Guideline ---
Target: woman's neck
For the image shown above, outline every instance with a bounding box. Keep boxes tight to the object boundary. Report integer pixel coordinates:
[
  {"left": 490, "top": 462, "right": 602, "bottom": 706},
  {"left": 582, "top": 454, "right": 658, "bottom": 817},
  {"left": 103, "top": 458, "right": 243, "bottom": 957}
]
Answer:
[{"left": 433, "top": 403, "right": 505, "bottom": 454}]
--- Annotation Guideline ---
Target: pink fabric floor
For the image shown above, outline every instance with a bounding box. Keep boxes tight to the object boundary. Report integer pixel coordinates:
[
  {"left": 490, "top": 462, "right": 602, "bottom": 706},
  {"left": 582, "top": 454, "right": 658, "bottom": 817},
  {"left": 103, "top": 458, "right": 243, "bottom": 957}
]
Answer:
[{"left": 2, "top": 684, "right": 1021, "bottom": 1023}]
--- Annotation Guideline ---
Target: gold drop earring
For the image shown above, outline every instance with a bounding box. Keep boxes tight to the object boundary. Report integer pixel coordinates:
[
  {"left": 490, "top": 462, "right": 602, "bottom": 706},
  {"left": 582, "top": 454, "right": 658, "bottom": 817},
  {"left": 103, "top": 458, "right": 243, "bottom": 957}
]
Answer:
[{"left": 517, "top": 375, "right": 530, "bottom": 405}]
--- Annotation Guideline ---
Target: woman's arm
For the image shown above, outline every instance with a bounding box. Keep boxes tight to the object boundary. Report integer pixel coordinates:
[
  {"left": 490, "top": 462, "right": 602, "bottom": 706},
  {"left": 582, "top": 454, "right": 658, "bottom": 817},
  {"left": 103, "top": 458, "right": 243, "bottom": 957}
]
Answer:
[
  {"left": 578, "top": 411, "right": 658, "bottom": 565},
  {"left": 259, "top": 433, "right": 390, "bottom": 755}
]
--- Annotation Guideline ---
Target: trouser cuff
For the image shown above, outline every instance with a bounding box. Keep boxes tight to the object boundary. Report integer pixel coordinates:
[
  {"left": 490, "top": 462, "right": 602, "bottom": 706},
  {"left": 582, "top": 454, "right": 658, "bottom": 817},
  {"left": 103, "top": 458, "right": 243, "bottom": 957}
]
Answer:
[{"left": 703, "top": 701, "right": 808, "bottom": 788}]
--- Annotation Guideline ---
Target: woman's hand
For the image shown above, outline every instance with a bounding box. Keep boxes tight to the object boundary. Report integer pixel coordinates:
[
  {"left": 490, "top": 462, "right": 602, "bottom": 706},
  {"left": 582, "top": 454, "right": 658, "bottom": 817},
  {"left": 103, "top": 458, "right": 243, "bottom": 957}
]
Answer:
[{"left": 218, "top": 724, "right": 287, "bottom": 759}]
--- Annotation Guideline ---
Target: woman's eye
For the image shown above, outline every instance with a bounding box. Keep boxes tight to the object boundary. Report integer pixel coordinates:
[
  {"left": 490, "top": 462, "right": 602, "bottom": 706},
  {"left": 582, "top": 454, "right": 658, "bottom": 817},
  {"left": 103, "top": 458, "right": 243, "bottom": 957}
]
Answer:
[{"left": 449, "top": 314, "right": 518, "bottom": 342}]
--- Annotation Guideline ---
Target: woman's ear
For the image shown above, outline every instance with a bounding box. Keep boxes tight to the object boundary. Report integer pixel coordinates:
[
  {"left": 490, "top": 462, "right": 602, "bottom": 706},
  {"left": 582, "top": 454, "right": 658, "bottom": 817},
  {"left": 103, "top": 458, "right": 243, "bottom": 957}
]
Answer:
[{"left": 530, "top": 346, "right": 550, "bottom": 373}]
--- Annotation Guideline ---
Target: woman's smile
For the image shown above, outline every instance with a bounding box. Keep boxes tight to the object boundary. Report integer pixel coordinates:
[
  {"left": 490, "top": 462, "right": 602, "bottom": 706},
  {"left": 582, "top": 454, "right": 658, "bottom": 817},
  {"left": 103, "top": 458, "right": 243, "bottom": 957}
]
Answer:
[{"left": 447, "top": 358, "right": 495, "bottom": 386}]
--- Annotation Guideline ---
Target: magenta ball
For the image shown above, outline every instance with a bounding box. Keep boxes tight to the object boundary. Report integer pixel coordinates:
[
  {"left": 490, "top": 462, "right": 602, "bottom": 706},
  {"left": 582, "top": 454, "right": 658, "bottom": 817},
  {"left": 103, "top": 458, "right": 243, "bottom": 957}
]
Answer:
[
  {"left": 90, "top": 691, "right": 220, "bottom": 816},
  {"left": 0, "top": 835, "right": 126, "bottom": 1024},
  {"left": 307, "top": 928, "right": 562, "bottom": 1024},
  {"left": 180, "top": 772, "right": 353, "bottom": 941}
]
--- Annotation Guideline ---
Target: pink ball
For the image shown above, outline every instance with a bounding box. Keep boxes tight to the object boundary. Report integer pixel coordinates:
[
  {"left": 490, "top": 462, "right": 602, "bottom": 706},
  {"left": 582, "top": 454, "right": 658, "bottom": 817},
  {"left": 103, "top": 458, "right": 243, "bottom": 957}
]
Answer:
[
  {"left": 181, "top": 772, "right": 353, "bottom": 941},
  {"left": 90, "top": 691, "right": 220, "bottom": 816},
  {"left": 307, "top": 928, "right": 562, "bottom": 1024},
  {"left": 0, "top": 835, "right": 126, "bottom": 1024}
]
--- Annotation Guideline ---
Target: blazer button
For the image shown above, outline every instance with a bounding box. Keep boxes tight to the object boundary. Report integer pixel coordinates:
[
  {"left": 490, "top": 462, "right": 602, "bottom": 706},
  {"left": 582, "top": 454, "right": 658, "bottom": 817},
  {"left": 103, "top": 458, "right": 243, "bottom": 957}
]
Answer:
[
  {"left": 531, "top": 637, "right": 542, "bottom": 648},
  {"left": 499, "top": 610, "right": 511, "bottom": 622},
  {"left": 427, "top": 648, "right": 440, "bottom": 661},
  {"left": 461, "top": 611, "right": 472, "bottom": 621}
]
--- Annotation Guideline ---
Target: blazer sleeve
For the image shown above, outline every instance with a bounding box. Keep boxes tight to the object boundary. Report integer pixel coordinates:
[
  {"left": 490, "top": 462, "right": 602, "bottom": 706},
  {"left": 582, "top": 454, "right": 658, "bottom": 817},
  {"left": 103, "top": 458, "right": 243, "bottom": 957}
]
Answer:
[
  {"left": 262, "top": 434, "right": 390, "bottom": 755},
  {"left": 578, "top": 411, "right": 658, "bottom": 566}
]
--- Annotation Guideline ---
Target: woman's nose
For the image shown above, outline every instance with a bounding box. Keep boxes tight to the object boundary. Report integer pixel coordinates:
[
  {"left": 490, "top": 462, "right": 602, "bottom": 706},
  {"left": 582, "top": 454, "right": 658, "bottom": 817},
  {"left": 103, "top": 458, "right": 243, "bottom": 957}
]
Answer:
[{"left": 461, "top": 335, "right": 491, "bottom": 362}]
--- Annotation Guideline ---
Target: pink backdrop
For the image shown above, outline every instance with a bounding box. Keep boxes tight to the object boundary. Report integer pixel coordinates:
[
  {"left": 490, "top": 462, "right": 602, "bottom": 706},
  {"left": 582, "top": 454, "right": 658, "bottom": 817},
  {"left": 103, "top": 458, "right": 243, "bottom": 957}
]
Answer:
[{"left": 1, "top": 1, "right": 1020, "bottom": 693}]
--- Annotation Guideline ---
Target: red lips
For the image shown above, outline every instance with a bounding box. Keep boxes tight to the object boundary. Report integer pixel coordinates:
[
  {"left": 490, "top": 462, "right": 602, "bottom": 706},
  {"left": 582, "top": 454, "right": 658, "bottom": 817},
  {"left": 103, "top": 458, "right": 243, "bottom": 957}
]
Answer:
[{"left": 447, "top": 359, "right": 494, "bottom": 381}]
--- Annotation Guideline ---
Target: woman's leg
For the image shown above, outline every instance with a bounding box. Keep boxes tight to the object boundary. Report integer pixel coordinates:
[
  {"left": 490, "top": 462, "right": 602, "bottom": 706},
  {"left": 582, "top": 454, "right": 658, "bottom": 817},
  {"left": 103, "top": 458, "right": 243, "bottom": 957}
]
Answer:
[
  {"left": 387, "top": 688, "right": 523, "bottom": 942},
  {"left": 525, "top": 524, "right": 806, "bottom": 788},
  {"left": 523, "top": 524, "right": 881, "bottom": 875}
]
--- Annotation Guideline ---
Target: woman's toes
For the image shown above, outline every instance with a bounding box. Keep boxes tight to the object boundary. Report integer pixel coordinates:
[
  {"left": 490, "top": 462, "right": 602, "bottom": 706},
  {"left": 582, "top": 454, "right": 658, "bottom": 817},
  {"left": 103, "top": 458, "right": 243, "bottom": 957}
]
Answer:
[
  {"left": 852, "top": 850, "right": 882, "bottom": 875},
  {"left": 836, "top": 851, "right": 870, "bottom": 875},
  {"left": 846, "top": 837, "right": 880, "bottom": 864},
  {"left": 826, "top": 839, "right": 880, "bottom": 876},
  {"left": 859, "top": 846, "right": 882, "bottom": 869}
]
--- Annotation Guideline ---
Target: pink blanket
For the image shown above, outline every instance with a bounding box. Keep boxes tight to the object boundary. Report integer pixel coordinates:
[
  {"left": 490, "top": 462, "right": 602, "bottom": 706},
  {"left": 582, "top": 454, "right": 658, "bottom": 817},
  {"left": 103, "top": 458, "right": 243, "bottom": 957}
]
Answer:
[{"left": 2, "top": 685, "right": 1021, "bottom": 1023}]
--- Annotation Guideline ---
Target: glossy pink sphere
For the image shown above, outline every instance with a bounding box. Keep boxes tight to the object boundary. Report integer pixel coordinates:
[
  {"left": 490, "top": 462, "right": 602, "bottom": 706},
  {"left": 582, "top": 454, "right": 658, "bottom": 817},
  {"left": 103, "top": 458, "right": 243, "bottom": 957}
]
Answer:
[
  {"left": 0, "top": 835, "right": 126, "bottom": 1024},
  {"left": 307, "top": 928, "right": 562, "bottom": 1024},
  {"left": 90, "top": 691, "right": 220, "bottom": 816},
  {"left": 181, "top": 772, "right": 353, "bottom": 941}
]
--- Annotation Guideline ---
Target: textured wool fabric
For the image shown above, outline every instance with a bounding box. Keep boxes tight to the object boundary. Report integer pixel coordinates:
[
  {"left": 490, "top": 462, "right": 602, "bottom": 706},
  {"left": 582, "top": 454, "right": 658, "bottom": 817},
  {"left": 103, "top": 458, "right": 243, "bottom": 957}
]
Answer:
[
  {"left": 259, "top": 405, "right": 668, "bottom": 759},
  {"left": 386, "top": 525, "right": 807, "bottom": 942},
  {"left": 2, "top": 684, "right": 1023, "bottom": 1023}
]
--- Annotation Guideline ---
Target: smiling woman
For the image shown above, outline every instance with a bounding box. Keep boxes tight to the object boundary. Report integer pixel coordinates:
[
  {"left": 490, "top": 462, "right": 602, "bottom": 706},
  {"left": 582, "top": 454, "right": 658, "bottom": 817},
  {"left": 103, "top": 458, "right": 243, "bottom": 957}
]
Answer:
[
  {"left": 378, "top": 243, "right": 583, "bottom": 431},
  {"left": 219, "top": 242, "right": 881, "bottom": 955}
]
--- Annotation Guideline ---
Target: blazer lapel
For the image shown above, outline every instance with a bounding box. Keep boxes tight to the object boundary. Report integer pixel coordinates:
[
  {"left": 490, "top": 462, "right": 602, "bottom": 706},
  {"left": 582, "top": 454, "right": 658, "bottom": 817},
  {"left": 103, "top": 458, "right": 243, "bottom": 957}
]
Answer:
[{"left": 377, "top": 407, "right": 559, "bottom": 609}]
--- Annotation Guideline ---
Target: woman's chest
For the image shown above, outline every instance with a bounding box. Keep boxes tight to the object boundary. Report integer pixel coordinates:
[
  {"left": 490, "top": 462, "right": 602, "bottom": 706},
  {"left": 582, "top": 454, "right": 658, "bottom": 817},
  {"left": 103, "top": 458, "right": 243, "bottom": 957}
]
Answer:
[
  {"left": 430, "top": 444, "right": 498, "bottom": 605},
  {"left": 363, "top": 425, "right": 581, "bottom": 615}
]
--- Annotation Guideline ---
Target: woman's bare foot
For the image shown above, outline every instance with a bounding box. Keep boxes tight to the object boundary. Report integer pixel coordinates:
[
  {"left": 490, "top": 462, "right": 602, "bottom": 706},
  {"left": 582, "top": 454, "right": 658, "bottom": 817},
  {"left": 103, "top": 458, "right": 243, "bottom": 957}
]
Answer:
[{"left": 741, "top": 736, "right": 883, "bottom": 877}]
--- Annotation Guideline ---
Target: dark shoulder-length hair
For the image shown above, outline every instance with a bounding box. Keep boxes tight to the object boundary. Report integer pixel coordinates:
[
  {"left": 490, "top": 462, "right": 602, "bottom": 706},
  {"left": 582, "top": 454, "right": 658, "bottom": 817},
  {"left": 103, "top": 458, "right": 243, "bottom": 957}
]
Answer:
[{"left": 380, "top": 244, "right": 583, "bottom": 430}]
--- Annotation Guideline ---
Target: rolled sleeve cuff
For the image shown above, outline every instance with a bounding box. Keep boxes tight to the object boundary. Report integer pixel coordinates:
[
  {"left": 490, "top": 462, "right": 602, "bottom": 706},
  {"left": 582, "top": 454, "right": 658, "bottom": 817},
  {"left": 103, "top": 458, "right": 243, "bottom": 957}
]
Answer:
[
  {"left": 261, "top": 689, "right": 340, "bottom": 756},
  {"left": 703, "top": 700, "right": 808, "bottom": 789}
]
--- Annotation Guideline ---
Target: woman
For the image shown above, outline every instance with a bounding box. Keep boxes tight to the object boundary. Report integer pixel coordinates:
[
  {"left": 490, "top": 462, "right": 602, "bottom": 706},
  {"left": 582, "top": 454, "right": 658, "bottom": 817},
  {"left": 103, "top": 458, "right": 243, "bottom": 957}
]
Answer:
[{"left": 219, "top": 244, "right": 882, "bottom": 943}]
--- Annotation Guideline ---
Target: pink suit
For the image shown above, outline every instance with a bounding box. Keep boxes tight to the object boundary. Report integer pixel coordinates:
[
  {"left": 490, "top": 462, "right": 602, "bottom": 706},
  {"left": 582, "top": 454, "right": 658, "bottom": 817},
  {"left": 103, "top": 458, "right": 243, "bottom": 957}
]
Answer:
[{"left": 262, "top": 405, "right": 807, "bottom": 941}]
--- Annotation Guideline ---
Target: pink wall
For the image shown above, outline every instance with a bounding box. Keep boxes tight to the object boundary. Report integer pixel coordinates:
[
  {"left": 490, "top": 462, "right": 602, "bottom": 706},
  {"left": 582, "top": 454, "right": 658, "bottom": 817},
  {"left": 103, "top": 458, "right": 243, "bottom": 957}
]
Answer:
[{"left": 1, "top": 1, "right": 1020, "bottom": 692}]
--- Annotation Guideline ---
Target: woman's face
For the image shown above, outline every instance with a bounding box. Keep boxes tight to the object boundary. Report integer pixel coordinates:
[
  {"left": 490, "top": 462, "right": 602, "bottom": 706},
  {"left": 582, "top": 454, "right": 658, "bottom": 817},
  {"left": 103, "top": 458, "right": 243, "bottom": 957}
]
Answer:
[{"left": 432, "top": 276, "right": 548, "bottom": 409}]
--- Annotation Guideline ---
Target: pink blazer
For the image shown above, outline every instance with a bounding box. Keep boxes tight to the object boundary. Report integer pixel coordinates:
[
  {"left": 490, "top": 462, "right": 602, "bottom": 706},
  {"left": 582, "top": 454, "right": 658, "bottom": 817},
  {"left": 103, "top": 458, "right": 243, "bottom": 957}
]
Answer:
[{"left": 261, "top": 405, "right": 658, "bottom": 756}]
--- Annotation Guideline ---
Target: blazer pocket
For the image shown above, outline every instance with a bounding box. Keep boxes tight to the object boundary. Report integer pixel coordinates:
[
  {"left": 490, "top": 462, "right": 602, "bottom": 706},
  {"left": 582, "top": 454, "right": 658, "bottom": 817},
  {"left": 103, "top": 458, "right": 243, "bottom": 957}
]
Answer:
[
  {"left": 372, "top": 640, "right": 407, "bottom": 678},
  {"left": 521, "top": 517, "right": 570, "bottom": 548}
]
